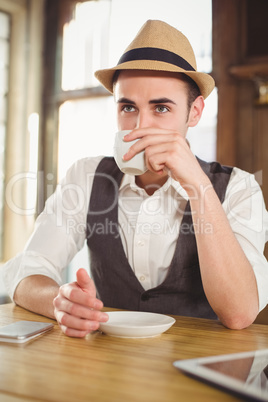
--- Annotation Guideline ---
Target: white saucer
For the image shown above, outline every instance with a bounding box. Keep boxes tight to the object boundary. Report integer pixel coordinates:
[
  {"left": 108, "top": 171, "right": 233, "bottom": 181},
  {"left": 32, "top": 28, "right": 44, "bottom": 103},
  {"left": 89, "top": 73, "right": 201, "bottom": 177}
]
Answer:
[{"left": 99, "top": 311, "right": 175, "bottom": 338}]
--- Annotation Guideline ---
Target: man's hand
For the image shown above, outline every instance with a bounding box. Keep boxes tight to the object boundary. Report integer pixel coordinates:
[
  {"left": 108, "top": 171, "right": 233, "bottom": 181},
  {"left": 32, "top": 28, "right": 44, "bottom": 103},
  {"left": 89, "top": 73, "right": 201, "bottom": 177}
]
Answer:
[
  {"left": 53, "top": 268, "right": 108, "bottom": 337},
  {"left": 122, "top": 128, "right": 207, "bottom": 189}
]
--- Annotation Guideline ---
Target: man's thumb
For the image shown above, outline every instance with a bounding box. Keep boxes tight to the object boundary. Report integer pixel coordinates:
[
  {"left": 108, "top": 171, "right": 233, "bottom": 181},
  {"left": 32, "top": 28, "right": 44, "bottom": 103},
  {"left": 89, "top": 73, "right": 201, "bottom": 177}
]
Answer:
[{"left": 76, "top": 268, "right": 95, "bottom": 294}]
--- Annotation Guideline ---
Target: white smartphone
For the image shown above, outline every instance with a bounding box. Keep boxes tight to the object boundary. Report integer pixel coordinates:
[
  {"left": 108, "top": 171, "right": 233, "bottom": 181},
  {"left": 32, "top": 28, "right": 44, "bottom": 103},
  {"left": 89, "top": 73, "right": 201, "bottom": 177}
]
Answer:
[{"left": 0, "top": 320, "right": 54, "bottom": 343}]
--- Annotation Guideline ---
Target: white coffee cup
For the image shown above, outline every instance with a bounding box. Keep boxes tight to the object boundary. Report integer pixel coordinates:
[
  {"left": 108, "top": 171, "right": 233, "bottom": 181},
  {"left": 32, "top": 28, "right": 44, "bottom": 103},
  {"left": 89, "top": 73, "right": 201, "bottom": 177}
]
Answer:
[{"left": 113, "top": 130, "right": 147, "bottom": 175}]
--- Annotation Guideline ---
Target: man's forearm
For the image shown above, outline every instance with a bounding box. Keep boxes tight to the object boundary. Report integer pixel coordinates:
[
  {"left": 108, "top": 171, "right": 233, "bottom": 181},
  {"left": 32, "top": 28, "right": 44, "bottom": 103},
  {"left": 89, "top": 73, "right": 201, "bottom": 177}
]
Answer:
[
  {"left": 14, "top": 275, "right": 60, "bottom": 319},
  {"left": 189, "top": 181, "right": 259, "bottom": 329}
]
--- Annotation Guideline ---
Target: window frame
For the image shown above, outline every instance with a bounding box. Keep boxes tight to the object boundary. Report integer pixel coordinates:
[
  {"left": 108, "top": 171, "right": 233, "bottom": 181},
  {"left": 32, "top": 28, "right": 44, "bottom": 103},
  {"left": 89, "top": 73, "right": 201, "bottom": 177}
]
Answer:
[{"left": 41, "top": 0, "right": 110, "bottom": 206}]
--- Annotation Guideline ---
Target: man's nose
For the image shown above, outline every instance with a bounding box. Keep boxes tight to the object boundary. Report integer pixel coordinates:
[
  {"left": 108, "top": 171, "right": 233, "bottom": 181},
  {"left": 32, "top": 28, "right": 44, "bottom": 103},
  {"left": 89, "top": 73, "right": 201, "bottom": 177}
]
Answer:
[{"left": 135, "top": 111, "right": 153, "bottom": 129}]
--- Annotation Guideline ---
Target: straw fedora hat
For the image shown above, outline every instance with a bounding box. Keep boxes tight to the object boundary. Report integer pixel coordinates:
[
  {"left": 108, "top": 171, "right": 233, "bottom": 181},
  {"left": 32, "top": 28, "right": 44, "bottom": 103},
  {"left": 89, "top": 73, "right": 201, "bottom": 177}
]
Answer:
[{"left": 94, "top": 20, "right": 215, "bottom": 99}]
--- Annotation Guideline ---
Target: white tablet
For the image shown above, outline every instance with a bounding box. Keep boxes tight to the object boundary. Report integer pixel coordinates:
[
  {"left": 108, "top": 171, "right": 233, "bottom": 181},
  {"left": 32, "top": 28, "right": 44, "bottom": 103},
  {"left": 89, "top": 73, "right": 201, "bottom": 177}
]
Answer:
[{"left": 174, "top": 349, "right": 268, "bottom": 401}]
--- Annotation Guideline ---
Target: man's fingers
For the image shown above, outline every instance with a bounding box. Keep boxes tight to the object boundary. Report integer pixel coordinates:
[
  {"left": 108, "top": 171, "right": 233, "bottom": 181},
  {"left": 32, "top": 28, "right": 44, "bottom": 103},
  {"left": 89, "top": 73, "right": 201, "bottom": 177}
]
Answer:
[
  {"left": 53, "top": 294, "right": 109, "bottom": 338},
  {"left": 56, "top": 309, "right": 108, "bottom": 329},
  {"left": 59, "top": 325, "right": 89, "bottom": 338},
  {"left": 56, "top": 311, "right": 100, "bottom": 337},
  {"left": 58, "top": 283, "right": 103, "bottom": 310},
  {"left": 53, "top": 295, "right": 107, "bottom": 320}
]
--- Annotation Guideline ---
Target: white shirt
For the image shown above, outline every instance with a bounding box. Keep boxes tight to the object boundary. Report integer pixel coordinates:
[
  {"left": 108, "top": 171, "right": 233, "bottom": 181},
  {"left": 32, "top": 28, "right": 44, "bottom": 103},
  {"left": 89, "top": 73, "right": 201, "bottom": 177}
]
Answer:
[{"left": 3, "top": 156, "right": 268, "bottom": 311}]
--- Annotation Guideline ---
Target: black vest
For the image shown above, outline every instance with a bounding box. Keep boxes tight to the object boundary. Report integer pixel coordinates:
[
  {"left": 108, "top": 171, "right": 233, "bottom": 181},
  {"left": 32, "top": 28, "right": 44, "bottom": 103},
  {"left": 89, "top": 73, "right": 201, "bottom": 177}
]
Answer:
[{"left": 86, "top": 157, "right": 232, "bottom": 319}]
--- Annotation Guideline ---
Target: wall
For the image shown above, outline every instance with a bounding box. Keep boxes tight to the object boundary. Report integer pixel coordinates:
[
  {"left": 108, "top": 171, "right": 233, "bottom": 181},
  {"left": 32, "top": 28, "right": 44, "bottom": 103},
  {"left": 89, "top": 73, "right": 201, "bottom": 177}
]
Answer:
[
  {"left": 212, "top": 0, "right": 268, "bottom": 323},
  {"left": 0, "top": 0, "right": 45, "bottom": 261}
]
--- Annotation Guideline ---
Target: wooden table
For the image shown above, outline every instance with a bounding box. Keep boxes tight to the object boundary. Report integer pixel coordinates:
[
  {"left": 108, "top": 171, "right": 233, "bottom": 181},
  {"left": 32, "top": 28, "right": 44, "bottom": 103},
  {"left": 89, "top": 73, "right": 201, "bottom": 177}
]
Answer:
[{"left": 1, "top": 304, "right": 268, "bottom": 402}]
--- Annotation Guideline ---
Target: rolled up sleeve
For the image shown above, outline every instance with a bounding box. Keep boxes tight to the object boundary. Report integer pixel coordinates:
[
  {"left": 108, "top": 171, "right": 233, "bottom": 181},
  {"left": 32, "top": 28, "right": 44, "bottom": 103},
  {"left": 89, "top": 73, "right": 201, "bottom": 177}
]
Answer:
[
  {"left": 223, "top": 168, "right": 268, "bottom": 312},
  {"left": 2, "top": 156, "right": 102, "bottom": 300}
]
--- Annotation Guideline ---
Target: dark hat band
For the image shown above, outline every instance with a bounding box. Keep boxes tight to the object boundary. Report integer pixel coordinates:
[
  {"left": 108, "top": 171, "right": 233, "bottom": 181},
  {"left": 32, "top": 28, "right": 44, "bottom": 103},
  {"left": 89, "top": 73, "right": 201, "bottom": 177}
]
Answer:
[{"left": 117, "top": 47, "right": 195, "bottom": 71}]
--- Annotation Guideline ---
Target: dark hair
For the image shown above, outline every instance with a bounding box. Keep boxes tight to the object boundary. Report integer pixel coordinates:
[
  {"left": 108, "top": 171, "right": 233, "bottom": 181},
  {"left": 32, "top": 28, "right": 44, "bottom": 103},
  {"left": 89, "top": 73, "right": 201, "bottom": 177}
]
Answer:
[
  {"left": 112, "top": 70, "right": 201, "bottom": 113},
  {"left": 177, "top": 73, "right": 201, "bottom": 114}
]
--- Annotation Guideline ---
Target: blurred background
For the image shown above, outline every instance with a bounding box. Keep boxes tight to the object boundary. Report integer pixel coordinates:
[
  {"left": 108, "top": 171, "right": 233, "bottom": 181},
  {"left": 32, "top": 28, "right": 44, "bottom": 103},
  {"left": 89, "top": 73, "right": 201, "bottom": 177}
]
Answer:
[{"left": 0, "top": 0, "right": 267, "bottom": 321}]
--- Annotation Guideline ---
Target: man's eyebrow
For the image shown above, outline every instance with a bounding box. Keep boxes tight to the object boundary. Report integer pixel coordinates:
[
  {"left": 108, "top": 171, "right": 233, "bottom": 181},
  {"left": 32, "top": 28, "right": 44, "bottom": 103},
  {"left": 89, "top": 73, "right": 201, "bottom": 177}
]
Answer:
[
  {"left": 149, "top": 97, "right": 176, "bottom": 105},
  {"left": 117, "top": 97, "right": 136, "bottom": 105},
  {"left": 117, "top": 97, "right": 176, "bottom": 105}
]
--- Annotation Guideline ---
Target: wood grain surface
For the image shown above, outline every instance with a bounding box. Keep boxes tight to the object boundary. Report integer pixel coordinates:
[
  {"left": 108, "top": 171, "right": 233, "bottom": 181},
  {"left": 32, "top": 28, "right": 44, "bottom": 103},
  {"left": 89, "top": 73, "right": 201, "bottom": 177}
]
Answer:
[{"left": 1, "top": 303, "right": 268, "bottom": 401}]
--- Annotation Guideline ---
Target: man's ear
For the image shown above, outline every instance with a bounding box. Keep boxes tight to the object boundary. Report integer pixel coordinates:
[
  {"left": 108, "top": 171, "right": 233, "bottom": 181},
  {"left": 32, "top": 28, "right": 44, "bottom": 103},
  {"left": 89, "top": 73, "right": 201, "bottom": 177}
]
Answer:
[{"left": 188, "top": 96, "right": 205, "bottom": 127}]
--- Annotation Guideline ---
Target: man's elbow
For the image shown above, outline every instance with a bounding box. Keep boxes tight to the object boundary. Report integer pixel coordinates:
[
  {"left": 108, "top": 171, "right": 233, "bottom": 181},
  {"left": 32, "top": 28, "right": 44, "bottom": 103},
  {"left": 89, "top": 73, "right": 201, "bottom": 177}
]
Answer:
[
  {"left": 220, "top": 310, "right": 258, "bottom": 330},
  {"left": 219, "top": 309, "right": 258, "bottom": 330}
]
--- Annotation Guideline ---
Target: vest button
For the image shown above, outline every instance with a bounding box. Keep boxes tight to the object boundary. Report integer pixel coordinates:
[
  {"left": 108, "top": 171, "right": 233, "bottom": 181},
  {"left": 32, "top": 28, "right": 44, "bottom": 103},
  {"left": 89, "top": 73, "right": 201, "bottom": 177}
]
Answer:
[{"left": 141, "top": 294, "right": 150, "bottom": 301}]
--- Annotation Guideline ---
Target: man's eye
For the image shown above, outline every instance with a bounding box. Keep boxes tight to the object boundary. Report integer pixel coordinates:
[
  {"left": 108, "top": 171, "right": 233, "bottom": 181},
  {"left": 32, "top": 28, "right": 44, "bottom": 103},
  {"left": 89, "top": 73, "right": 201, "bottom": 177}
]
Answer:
[
  {"left": 155, "top": 105, "right": 169, "bottom": 113},
  {"left": 122, "top": 105, "right": 135, "bottom": 112}
]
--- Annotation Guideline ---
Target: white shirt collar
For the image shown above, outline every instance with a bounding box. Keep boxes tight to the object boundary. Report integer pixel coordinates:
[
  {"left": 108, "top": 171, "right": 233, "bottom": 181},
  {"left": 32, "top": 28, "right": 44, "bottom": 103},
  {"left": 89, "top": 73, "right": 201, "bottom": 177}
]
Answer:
[{"left": 119, "top": 173, "right": 189, "bottom": 200}]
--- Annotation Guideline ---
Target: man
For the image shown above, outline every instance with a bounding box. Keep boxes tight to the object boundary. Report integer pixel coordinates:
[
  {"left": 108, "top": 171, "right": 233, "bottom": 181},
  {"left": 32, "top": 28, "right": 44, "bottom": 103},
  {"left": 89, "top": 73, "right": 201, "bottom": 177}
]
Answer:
[{"left": 3, "top": 20, "right": 268, "bottom": 337}]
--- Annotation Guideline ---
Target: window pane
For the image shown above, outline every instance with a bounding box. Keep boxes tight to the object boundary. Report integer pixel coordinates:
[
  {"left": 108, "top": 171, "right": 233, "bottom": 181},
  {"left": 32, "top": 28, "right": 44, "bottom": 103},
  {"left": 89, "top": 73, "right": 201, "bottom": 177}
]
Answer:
[
  {"left": 0, "top": 65, "right": 8, "bottom": 95},
  {"left": 58, "top": 97, "right": 117, "bottom": 180},
  {"left": 61, "top": 0, "right": 111, "bottom": 90},
  {"left": 0, "top": 12, "right": 10, "bottom": 39},
  {"left": 0, "top": 97, "right": 6, "bottom": 123},
  {"left": 0, "top": 38, "right": 9, "bottom": 67},
  {"left": 108, "top": 0, "right": 212, "bottom": 73}
]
